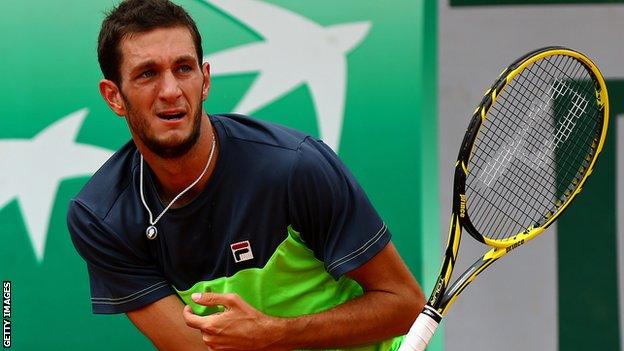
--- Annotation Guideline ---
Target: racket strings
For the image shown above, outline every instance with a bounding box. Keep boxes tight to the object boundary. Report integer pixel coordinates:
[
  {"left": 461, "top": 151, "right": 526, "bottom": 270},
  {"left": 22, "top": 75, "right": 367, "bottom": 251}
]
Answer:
[
  {"left": 481, "top": 77, "right": 598, "bottom": 239},
  {"left": 472, "top": 56, "right": 576, "bottom": 189},
  {"left": 467, "top": 61, "right": 579, "bottom": 236},
  {"left": 476, "top": 59, "right": 598, "bottom": 239},
  {"left": 471, "top": 85, "right": 588, "bottom": 233},
  {"left": 479, "top": 70, "right": 596, "bottom": 238},
  {"left": 464, "top": 54, "right": 601, "bottom": 241}
]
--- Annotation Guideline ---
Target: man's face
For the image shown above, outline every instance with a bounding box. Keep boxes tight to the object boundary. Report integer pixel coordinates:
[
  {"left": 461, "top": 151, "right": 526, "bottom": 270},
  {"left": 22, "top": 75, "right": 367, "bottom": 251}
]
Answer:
[{"left": 116, "top": 26, "right": 209, "bottom": 158}]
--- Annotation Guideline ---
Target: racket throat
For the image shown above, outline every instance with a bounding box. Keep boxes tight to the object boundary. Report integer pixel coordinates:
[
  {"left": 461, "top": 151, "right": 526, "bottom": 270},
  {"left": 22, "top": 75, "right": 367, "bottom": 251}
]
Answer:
[{"left": 441, "top": 256, "right": 499, "bottom": 314}]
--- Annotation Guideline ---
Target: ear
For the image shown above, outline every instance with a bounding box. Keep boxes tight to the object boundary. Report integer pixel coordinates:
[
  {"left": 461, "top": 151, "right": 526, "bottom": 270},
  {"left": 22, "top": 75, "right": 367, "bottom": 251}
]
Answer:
[
  {"left": 99, "top": 79, "right": 127, "bottom": 116},
  {"left": 201, "top": 62, "right": 211, "bottom": 101}
]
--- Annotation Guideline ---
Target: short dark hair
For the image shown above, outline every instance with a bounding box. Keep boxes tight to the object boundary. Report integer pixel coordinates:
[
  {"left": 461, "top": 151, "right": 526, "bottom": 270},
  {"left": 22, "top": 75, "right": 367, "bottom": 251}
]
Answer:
[{"left": 97, "top": 0, "right": 203, "bottom": 85}]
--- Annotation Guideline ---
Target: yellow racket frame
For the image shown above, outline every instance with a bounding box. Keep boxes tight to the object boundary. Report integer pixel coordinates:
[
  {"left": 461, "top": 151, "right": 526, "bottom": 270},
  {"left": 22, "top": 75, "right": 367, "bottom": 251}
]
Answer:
[
  {"left": 431, "top": 47, "right": 609, "bottom": 316},
  {"left": 475, "top": 48, "right": 609, "bottom": 253}
]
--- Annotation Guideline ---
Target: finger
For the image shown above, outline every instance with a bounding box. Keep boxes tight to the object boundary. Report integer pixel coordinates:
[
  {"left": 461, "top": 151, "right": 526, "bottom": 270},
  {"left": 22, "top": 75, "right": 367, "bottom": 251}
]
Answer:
[
  {"left": 183, "top": 305, "right": 207, "bottom": 330},
  {"left": 191, "top": 292, "right": 240, "bottom": 309},
  {"left": 202, "top": 331, "right": 217, "bottom": 346}
]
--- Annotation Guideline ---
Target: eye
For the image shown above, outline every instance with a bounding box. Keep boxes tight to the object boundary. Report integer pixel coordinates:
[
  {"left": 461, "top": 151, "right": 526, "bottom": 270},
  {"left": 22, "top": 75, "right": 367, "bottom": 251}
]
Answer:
[
  {"left": 139, "top": 69, "right": 156, "bottom": 79},
  {"left": 178, "top": 64, "right": 193, "bottom": 73}
]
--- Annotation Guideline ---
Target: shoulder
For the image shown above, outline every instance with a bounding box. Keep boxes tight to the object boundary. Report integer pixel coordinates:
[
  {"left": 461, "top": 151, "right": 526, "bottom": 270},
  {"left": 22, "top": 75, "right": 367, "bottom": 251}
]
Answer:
[
  {"left": 70, "top": 140, "right": 138, "bottom": 220},
  {"left": 212, "top": 114, "right": 325, "bottom": 183},
  {"left": 211, "top": 113, "right": 309, "bottom": 152},
  {"left": 210, "top": 114, "right": 338, "bottom": 170}
]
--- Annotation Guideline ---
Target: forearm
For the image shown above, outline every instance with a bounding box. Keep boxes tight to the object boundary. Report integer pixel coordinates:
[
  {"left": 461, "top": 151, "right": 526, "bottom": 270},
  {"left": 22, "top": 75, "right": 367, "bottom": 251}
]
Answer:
[
  {"left": 128, "top": 295, "right": 209, "bottom": 351},
  {"left": 273, "top": 285, "right": 423, "bottom": 349}
]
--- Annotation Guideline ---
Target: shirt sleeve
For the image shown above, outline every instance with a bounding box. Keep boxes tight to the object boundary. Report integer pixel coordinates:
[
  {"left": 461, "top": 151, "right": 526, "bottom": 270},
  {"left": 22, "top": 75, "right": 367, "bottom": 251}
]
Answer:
[
  {"left": 287, "top": 137, "right": 391, "bottom": 279},
  {"left": 67, "top": 199, "right": 174, "bottom": 314}
]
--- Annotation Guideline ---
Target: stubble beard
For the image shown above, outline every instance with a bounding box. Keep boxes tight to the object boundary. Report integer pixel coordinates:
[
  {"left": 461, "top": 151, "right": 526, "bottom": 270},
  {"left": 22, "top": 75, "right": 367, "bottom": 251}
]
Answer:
[{"left": 123, "top": 97, "right": 203, "bottom": 159}]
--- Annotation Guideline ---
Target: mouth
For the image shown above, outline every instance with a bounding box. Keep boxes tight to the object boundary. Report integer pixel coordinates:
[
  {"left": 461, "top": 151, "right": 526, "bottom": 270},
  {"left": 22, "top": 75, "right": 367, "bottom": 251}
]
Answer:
[{"left": 156, "top": 111, "right": 187, "bottom": 121}]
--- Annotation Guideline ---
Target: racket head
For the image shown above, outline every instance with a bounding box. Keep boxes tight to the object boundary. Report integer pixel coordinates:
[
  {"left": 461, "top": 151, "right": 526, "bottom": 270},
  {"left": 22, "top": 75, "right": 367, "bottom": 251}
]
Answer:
[{"left": 456, "top": 46, "right": 609, "bottom": 249}]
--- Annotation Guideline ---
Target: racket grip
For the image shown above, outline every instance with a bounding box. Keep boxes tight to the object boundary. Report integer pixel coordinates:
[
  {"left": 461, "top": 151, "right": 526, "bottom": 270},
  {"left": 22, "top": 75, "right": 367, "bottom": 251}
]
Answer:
[{"left": 398, "top": 305, "right": 442, "bottom": 351}]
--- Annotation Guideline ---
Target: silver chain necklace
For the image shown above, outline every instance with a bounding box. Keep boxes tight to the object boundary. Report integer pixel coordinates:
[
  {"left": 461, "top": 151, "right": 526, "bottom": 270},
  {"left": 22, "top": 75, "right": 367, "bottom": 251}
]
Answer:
[{"left": 139, "top": 137, "right": 217, "bottom": 240}]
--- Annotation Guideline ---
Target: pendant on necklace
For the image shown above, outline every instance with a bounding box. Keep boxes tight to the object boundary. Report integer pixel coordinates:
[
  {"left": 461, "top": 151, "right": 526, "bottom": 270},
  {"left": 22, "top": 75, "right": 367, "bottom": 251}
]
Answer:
[{"left": 146, "top": 225, "right": 158, "bottom": 240}]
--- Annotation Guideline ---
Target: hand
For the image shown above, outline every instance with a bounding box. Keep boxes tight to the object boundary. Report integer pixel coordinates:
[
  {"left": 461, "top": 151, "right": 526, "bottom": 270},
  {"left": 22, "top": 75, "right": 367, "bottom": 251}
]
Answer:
[{"left": 183, "top": 292, "right": 288, "bottom": 351}]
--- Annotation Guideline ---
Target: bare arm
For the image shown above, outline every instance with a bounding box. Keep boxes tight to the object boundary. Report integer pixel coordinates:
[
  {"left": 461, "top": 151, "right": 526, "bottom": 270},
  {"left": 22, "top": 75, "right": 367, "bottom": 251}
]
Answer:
[
  {"left": 184, "top": 242, "right": 425, "bottom": 350},
  {"left": 127, "top": 295, "right": 208, "bottom": 351},
  {"left": 278, "top": 242, "right": 425, "bottom": 348}
]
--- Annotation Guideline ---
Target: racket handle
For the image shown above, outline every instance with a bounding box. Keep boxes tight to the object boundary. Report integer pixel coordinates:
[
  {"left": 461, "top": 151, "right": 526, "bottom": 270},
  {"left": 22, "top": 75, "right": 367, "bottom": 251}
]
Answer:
[{"left": 398, "top": 305, "right": 442, "bottom": 351}]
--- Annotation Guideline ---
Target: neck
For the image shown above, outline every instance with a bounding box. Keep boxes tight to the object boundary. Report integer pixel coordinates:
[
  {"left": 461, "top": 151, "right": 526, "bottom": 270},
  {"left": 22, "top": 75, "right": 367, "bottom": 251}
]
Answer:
[{"left": 140, "top": 114, "right": 219, "bottom": 205}]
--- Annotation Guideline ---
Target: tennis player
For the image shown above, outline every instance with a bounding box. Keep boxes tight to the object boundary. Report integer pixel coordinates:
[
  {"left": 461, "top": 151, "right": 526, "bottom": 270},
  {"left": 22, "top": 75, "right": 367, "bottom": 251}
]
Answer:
[{"left": 67, "top": 0, "right": 424, "bottom": 349}]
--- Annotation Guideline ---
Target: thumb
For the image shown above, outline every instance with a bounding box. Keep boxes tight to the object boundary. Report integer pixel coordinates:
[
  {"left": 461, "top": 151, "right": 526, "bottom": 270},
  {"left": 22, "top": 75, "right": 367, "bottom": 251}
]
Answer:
[{"left": 191, "top": 292, "right": 237, "bottom": 309}]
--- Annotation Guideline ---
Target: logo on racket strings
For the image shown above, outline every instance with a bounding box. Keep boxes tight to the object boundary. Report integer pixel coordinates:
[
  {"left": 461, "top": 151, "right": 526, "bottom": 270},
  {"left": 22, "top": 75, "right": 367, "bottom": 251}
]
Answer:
[{"left": 479, "top": 80, "right": 587, "bottom": 187}]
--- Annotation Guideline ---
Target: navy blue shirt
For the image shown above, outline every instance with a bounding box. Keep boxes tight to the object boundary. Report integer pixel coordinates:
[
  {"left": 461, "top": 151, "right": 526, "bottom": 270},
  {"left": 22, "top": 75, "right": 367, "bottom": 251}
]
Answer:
[{"left": 68, "top": 114, "right": 390, "bottom": 314}]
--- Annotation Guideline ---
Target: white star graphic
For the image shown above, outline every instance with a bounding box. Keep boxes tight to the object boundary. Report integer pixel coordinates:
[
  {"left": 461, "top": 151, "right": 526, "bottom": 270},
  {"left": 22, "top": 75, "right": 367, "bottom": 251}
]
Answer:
[
  {"left": 204, "top": 0, "right": 371, "bottom": 151},
  {"left": 0, "top": 109, "right": 113, "bottom": 262}
]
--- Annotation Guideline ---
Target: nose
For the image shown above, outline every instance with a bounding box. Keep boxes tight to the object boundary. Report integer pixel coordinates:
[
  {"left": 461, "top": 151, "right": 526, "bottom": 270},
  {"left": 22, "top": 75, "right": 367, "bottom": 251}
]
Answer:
[{"left": 158, "top": 70, "right": 182, "bottom": 103}]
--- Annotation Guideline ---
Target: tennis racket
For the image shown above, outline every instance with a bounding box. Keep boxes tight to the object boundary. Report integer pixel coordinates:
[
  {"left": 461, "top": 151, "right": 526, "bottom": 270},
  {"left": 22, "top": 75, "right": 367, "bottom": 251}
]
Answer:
[{"left": 399, "top": 46, "right": 609, "bottom": 351}]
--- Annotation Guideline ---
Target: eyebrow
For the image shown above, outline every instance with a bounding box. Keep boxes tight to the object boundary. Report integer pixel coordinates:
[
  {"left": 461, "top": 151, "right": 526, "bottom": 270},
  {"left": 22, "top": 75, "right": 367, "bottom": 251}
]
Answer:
[
  {"left": 129, "top": 55, "right": 198, "bottom": 75},
  {"left": 130, "top": 60, "right": 157, "bottom": 76},
  {"left": 174, "top": 54, "right": 197, "bottom": 65}
]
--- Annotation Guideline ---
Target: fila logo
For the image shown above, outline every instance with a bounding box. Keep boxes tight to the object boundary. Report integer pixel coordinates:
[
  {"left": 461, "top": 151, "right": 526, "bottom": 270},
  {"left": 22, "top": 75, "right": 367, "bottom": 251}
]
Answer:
[{"left": 230, "top": 241, "right": 254, "bottom": 263}]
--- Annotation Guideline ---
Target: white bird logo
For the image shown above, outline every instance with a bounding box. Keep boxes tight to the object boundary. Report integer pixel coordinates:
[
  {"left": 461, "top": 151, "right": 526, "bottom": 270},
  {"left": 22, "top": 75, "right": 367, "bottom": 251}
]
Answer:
[
  {"left": 203, "top": 0, "right": 371, "bottom": 151},
  {"left": 0, "top": 109, "right": 113, "bottom": 261}
]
